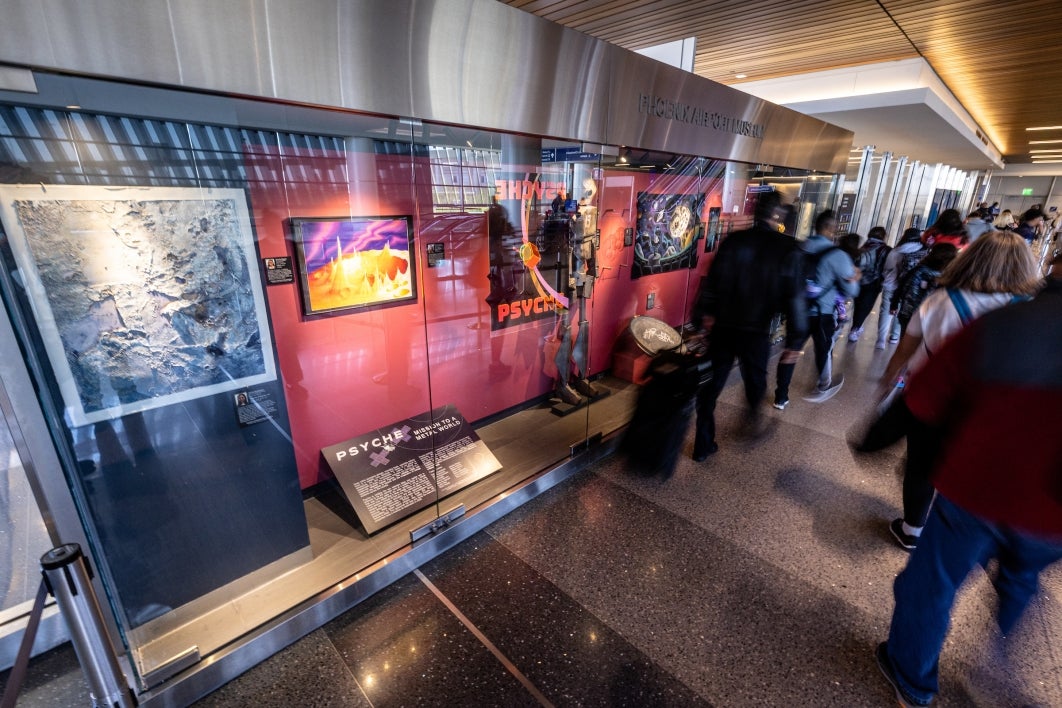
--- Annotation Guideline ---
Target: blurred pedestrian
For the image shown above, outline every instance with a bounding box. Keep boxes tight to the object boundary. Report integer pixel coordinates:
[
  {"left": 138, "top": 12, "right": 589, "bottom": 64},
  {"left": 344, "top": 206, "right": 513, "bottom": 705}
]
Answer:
[{"left": 876, "top": 253, "right": 1062, "bottom": 707}]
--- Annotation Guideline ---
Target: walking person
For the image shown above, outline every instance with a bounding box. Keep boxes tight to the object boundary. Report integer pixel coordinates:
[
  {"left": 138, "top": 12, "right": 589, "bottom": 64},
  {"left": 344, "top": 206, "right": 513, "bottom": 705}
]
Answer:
[
  {"left": 876, "top": 252, "right": 1062, "bottom": 707},
  {"left": 890, "top": 243, "right": 958, "bottom": 341},
  {"left": 880, "top": 231, "right": 1040, "bottom": 551},
  {"left": 876, "top": 228, "right": 926, "bottom": 349},
  {"left": 848, "top": 226, "right": 891, "bottom": 342},
  {"left": 1014, "top": 207, "right": 1045, "bottom": 245},
  {"left": 773, "top": 210, "right": 858, "bottom": 407},
  {"left": 692, "top": 191, "right": 807, "bottom": 460}
]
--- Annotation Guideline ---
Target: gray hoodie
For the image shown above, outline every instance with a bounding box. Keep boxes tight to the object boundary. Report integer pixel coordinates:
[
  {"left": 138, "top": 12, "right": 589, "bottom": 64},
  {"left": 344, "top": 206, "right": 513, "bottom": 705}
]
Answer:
[
  {"left": 882, "top": 240, "right": 925, "bottom": 293},
  {"left": 804, "top": 234, "right": 859, "bottom": 316}
]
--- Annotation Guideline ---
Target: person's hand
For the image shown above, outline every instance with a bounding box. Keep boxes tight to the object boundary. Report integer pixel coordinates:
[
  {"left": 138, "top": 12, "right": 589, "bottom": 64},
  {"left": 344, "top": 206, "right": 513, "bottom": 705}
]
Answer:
[
  {"left": 780, "top": 349, "right": 802, "bottom": 364},
  {"left": 849, "top": 268, "right": 862, "bottom": 282}
]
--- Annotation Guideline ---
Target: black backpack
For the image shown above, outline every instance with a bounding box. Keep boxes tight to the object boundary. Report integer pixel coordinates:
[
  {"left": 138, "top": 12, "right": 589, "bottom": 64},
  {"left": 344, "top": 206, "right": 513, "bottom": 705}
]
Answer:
[
  {"left": 895, "top": 246, "right": 928, "bottom": 288},
  {"left": 858, "top": 241, "right": 891, "bottom": 285}
]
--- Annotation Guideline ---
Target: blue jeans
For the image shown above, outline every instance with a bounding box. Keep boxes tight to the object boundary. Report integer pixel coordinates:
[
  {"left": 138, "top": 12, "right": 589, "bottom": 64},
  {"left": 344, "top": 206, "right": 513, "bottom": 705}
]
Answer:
[{"left": 886, "top": 496, "right": 1062, "bottom": 703}]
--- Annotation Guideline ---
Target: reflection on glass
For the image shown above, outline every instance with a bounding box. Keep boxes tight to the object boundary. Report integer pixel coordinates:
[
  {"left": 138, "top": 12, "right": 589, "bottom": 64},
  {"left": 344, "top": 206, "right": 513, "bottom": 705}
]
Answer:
[{"left": 0, "top": 413, "right": 51, "bottom": 614}]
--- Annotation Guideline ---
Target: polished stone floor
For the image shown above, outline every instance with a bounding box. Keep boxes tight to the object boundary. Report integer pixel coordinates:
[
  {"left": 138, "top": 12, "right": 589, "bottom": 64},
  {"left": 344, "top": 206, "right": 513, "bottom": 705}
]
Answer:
[{"left": 3, "top": 312, "right": 1061, "bottom": 706}]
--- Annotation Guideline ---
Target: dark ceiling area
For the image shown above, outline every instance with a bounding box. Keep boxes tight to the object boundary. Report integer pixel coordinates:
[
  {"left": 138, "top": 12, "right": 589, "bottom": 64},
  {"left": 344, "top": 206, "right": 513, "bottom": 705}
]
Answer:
[{"left": 503, "top": 0, "right": 1062, "bottom": 165}]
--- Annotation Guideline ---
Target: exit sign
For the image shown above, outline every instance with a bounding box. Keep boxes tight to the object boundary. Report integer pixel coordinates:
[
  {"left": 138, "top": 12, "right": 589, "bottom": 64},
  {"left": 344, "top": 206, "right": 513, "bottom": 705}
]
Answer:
[{"left": 1022, "top": 187, "right": 1034, "bottom": 195}]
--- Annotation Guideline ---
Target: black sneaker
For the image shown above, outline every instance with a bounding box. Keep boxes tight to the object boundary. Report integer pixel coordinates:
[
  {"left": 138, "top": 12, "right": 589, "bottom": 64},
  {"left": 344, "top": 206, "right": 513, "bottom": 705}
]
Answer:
[
  {"left": 889, "top": 518, "right": 919, "bottom": 551},
  {"left": 692, "top": 442, "right": 718, "bottom": 462},
  {"left": 875, "top": 642, "right": 933, "bottom": 707}
]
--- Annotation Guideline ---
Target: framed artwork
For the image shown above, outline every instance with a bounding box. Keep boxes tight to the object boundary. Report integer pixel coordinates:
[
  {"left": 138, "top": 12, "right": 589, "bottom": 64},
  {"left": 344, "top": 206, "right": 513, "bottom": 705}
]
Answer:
[
  {"left": 289, "top": 216, "right": 416, "bottom": 316},
  {"left": 632, "top": 192, "right": 706, "bottom": 278},
  {"left": 0, "top": 185, "right": 276, "bottom": 427}
]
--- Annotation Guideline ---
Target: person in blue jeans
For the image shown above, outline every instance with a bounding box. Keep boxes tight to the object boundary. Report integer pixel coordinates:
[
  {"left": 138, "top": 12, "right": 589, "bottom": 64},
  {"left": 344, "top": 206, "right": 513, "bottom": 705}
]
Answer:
[{"left": 876, "top": 260, "right": 1062, "bottom": 707}]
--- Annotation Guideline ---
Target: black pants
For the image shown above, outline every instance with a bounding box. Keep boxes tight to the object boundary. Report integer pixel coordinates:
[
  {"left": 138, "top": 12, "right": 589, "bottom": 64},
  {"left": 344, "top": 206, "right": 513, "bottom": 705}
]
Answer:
[
  {"left": 774, "top": 313, "right": 836, "bottom": 402},
  {"left": 851, "top": 281, "right": 882, "bottom": 332},
  {"left": 902, "top": 419, "right": 939, "bottom": 527},
  {"left": 694, "top": 326, "right": 768, "bottom": 455}
]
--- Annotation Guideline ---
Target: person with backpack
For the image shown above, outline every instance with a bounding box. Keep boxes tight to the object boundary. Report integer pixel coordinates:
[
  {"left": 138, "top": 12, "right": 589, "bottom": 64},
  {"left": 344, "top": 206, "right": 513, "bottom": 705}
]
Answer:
[
  {"left": 773, "top": 210, "right": 859, "bottom": 408},
  {"left": 891, "top": 243, "right": 959, "bottom": 338},
  {"left": 880, "top": 231, "right": 1040, "bottom": 552},
  {"left": 875, "top": 259, "right": 1061, "bottom": 707},
  {"left": 848, "top": 226, "right": 891, "bottom": 342},
  {"left": 876, "top": 228, "right": 927, "bottom": 348}
]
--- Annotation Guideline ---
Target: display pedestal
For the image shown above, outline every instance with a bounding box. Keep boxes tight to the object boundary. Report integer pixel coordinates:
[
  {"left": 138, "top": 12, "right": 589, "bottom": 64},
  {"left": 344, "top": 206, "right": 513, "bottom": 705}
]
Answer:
[{"left": 611, "top": 348, "right": 653, "bottom": 384}]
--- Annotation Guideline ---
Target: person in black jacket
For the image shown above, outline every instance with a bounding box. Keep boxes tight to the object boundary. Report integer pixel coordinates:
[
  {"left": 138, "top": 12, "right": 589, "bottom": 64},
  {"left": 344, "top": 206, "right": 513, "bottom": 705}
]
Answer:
[
  {"left": 691, "top": 191, "right": 808, "bottom": 459},
  {"left": 848, "top": 226, "right": 891, "bottom": 342}
]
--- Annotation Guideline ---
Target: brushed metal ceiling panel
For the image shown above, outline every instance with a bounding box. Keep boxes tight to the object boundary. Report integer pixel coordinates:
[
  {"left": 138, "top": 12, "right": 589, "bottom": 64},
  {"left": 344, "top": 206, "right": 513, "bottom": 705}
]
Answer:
[
  {"left": 607, "top": 44, "right": 852, "bottom": 172},
  {"left": 504, "top": 0, "right": 1062, "bottom": 162}
]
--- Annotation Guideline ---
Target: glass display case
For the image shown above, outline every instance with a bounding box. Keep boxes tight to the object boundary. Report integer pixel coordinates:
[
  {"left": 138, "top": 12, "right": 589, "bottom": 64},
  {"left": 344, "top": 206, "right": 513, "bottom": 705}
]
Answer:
[{"left": 0, "top": 82, "right": 843, "bottom": 691}]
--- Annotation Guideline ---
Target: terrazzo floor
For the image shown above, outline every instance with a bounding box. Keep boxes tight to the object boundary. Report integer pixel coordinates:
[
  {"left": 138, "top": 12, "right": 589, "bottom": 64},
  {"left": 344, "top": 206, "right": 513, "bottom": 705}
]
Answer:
[{"left": 3, "top": 311, "right": 1060, "bottom": 707}]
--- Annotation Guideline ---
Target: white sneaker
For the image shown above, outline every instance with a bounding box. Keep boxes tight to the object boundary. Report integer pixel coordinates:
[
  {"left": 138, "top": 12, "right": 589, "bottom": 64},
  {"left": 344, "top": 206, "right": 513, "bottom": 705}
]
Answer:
[{"left": 848, "top": 327, "right": 863, "bottom": 342}]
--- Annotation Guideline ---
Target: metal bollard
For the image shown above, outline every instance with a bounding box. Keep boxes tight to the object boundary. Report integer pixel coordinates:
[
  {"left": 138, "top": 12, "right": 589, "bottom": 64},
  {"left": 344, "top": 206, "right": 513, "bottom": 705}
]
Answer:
[{"left": 41, "top": 544, "right": 136, "bottom": 708}]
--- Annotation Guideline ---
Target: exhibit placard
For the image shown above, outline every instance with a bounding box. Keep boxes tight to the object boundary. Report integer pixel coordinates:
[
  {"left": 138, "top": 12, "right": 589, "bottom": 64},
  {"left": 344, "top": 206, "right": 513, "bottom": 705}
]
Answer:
[
  {"left": 322, "top": 406, "right": 502, "bottom": 534},
  {"left": 263, "top": 256, "right": 295, "bottom": 285}
]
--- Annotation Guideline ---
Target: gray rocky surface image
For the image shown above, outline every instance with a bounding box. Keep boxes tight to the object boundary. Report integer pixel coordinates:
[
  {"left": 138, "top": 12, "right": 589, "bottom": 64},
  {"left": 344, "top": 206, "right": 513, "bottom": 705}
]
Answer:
[{"left": 14, "top": 195, "right": 267, "bottom": 418}]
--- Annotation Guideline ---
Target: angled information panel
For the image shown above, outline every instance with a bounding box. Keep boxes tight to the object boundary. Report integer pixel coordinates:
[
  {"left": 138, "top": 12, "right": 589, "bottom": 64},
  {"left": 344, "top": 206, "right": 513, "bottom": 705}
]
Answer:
[{"left": 322, "top": 405, "right": 501, "bottom": 534}]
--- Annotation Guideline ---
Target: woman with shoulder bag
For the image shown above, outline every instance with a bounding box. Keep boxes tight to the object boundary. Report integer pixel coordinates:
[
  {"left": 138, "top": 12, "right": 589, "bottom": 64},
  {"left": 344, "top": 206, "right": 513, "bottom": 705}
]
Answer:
[{"left": 876, "top": 231, "right": 1040, "bottom": 550}]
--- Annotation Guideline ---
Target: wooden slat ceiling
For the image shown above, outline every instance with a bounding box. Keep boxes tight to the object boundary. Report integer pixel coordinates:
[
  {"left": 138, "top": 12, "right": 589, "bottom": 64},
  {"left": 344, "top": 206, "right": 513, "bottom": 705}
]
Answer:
[{"left": 504, "top": 0, "right": 1062, "bottom": 163}]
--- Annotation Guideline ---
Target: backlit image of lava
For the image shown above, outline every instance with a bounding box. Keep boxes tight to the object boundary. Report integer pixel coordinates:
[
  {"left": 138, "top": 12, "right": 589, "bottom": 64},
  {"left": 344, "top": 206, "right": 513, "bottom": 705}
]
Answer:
[{"left": 297, "top": 218, "right": 413, "bottom": 313}]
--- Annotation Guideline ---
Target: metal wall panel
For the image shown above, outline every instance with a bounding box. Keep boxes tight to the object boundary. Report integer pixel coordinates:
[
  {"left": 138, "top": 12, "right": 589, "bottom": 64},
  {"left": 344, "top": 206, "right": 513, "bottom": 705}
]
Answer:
[
  {"left": 606, "top": 46, "right": 852, "bottom": 173},
  {"left": 407, "top": 0, "right": 609, "bottom": 143},
  {"left": 168, "top": 0, "right": 273, "bottom": 99},
  {"left": 33, "top": 0, "right": 182, "bottom": 86},
  {"left": 336, "top": 0, "right": 417, "bottom": 118},
  {"left": 0, "top": 0, "right": 848, "bottom": 170},
  {"left": 266, "top": 0, "right": 344, "bottom": 108},
  {"left": 0, "top": 2, "right": 55, "bottom": 69}
]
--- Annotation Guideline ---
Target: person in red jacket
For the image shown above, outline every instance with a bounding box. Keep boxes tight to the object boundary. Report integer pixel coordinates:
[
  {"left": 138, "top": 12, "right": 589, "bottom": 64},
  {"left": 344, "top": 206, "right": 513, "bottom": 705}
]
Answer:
[
  {"left": 920, "top": 208, "right": 968, "bottom": 249},
  {"left": 875, "top": 258, "right": 1062, "bottom": 707}
]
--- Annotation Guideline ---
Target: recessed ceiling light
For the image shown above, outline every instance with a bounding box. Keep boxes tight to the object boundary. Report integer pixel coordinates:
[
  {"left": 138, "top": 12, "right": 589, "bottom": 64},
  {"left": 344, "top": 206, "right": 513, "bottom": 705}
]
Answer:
[
  {"left": 1026, "top": 126, "right": 1062, "bottom": 131},
  {"left": 65, "top": 104, "right": 80, "bottom": 110},
  {"left": 1029, "top": 140, "right": 1062, "bottom": 145},
  {"left": 1032, "top": 160, "right": 1062, "bottom": 164},
  {"left": 735, "top": 73, "right": 747, "bottom": 79}
]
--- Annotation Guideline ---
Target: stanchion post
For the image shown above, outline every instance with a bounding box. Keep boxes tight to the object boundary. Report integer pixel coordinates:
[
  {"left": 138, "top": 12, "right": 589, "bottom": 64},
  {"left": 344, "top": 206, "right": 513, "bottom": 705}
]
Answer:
[{"left": 40, "top": 544, "right": 136, "bottom": 708}]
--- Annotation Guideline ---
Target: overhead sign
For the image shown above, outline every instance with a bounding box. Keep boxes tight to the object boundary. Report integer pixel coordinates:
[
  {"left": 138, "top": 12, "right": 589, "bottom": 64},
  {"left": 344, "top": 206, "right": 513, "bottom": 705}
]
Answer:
[{"left": 542, "top": 147, "right": 600, "bottom": 163}]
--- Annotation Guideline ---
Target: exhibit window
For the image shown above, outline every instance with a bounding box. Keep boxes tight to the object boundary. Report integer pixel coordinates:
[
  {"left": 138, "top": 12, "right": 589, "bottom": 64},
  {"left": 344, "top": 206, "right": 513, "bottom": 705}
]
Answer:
[
  {"left": 0, "top": 99, "right": 595, "bottom": 685},
  {"left": 0, "top": 88, "right": 843, "bottom": 689}
]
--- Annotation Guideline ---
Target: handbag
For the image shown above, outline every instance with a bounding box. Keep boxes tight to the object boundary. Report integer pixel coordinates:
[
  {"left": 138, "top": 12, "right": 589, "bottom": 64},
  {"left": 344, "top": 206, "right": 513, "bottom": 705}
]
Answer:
[{"left": 848, "top": 382, "right": 914, "bottom": 453}]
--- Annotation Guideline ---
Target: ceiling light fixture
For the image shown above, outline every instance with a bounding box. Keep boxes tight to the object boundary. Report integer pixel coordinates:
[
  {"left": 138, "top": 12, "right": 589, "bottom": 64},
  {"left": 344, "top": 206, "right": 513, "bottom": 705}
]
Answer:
[
  {"left": 1029, "top": 140, "right": 1062, "bottom": 145},
  {"left": 1026, "top": 126, "right": 1062, "bottom": 131},
  {"left": 735, "top": 73, "right": 747, "bottom": 79}
]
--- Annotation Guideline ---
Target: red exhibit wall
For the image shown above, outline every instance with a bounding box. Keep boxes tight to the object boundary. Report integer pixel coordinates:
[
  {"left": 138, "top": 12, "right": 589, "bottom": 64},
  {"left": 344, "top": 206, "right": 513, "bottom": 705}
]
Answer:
[
  {"left": 246, "top": 142, "right": 726, "bottom": 489},
  {"left": 585, "top": 170, "right": 724, "bottom": 376}
]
